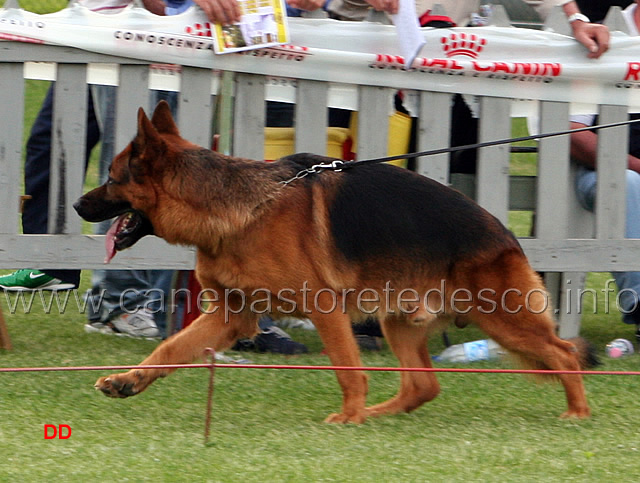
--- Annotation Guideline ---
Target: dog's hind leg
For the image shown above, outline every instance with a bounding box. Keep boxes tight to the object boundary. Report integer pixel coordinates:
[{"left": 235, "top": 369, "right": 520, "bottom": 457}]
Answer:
[
  {"left": 365, "top": 315, "right": 440, "bottom": 418},
  {"left": 467, "top": 257, "right": 590, "bottom": 418},
  {"left": 473, "top": 309, "right": 590, "bottom": 418}
]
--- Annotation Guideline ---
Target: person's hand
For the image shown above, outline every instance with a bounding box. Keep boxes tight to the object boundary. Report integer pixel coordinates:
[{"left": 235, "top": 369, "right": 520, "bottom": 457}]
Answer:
[
  {"left": 193, "top": 0, "right": 242, "bottom": 25},
  {"left": 628, "top": 155, "right": 640, "bottom": 174},
  {"left": 571, "top": 21, "right": 609, "bottom": 59},
  {"left": 365, "top": 0, "right": 398, "bottom": 15},
  {"left": 141, "top": 0, "right": 166, "bottom": 15},
  {"left": 287, "top": 0, "right": 327, "bottom": 11}
]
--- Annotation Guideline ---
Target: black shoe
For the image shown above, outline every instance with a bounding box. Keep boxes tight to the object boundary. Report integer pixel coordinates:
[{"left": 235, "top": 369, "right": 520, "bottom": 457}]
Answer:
[
  {"left": 234, "top": 326, "right": 308, "bottom": 354},
  {"left": 232, "top": 338, "right": 257, "bottom": 352},
  {"left": 254, "top": 326, "right": 308, "bottom": 354},
  {"left": 355, "top": 334, "right": 382, "bottom": 351},
  {"left": 352, "top": 318, "right": 383, "bottom": 338}
]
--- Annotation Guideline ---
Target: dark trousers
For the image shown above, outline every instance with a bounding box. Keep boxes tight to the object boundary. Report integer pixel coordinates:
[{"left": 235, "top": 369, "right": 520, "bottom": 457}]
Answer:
[{"left": 22, "top": 84, "right": 101, "bottom": 287}]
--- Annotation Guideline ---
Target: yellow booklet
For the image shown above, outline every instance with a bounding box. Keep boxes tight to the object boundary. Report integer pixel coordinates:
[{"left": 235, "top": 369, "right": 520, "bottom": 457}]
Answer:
[{"left": 212, "top": 0, "right": 290, "bottom": 54}]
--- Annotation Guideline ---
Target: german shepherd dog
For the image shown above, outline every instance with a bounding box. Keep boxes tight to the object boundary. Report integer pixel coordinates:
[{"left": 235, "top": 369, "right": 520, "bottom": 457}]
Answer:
[{"left": 74, "top": 101, "right": 596, "bottom": 422}]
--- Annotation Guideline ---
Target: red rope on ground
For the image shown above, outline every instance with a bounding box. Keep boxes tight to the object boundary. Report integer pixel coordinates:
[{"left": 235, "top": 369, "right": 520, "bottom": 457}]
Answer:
[
  {"left": 1, "top": 362, "right": 640, "bottom": 376},
  {"left": 3, "top": 349, "right": 638, "bottom": 443}
]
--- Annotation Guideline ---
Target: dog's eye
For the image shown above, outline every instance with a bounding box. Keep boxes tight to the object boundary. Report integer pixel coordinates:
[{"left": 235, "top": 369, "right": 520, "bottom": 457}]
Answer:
[{"left": 107, "top": 177, "right": 117, "bottom": 186}]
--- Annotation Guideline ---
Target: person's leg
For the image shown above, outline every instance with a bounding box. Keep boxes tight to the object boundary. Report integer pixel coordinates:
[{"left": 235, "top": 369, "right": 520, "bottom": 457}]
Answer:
[
  {"left": 144, "top": 269, "right": 176, "bottom": 338},
  {"left": 449, "top": 94, "right": 479, "bottom": 175},
  {"left": 86, "top": 84, "right": 118, "bottom": 323},
  {"left": 89, "top": 89, "right": 183, "bottom": 337},
  {"left": 574, "top": 166, "right": 597, "bottom": 211},
  {"left": 23, "top": 85, "right": 55, "bottom": 236},
  {"left": 575, "top": 167, "right": 640, "bottom": 324},
  {"left": 86, "top": 269, "right": 161, "bottom": 338},
  {"left": 613, "top": 171, "right": 640, "bottom": 325},
  {"left": 85, "top": 86, "right": 161, "bottom": 338},
  {"left": 21, "top": 84, "right": 100, "bottom": 288}
]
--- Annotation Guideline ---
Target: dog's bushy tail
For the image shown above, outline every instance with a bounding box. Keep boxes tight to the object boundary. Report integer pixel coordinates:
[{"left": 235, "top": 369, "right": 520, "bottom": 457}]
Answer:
[
  {"left": 566, "top": 337, "right": 601, "bottom": 369},
  {"left": 506, "top": 336, "right": 600, "bottom": 384}
]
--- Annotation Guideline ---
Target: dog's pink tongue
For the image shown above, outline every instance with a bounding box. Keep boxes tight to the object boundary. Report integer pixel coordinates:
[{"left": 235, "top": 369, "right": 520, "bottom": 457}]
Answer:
[{"left": 104, "top": 216, "right": 124, "bottom": 264}]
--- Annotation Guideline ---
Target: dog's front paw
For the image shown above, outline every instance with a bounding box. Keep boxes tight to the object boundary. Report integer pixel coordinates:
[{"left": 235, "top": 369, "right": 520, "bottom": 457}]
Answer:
[{"left": 95, "top": 370, "right": 148, "bottom": 398}]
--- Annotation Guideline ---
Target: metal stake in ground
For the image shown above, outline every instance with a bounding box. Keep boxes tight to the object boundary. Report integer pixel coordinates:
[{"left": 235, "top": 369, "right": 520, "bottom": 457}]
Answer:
[{"left": 203, "top": 348, "right": 217, "bottom": 445}]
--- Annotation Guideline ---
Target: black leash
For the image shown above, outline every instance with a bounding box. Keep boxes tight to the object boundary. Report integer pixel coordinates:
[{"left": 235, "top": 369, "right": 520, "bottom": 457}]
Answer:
[{"left": 281, "top": 117, "right": 640, "bottom": 185}]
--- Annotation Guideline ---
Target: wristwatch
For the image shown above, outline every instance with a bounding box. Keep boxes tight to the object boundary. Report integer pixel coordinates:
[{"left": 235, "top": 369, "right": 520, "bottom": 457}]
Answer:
[{"left": 567, "top": 13, "right": 590, "bottom": 23}]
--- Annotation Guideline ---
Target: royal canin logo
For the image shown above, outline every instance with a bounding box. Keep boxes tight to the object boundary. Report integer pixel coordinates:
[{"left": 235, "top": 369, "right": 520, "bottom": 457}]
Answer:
[
  {"left": 624, "top": 62, "right": 640, "bottom": 81},
  {"left": 185, "top": 22, "right": 212, "bottom": 37},
  {"left": 617, "top": 62, "right": 640, "bottom": 88},
  {"left": 441, "top": 33, "right": 486, "bottom": 58}
]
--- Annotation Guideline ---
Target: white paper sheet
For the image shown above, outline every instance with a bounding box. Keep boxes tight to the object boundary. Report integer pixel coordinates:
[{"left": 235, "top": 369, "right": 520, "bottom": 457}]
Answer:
[{"left": 391, "top": 0, "right": 426, "bottom": 69}]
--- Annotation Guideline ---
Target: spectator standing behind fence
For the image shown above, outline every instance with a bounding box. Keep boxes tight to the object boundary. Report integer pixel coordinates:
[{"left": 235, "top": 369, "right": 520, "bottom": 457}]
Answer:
[
  {"left": 288, "top": 0, "right": 610, "bottom": 174},
  {"left": 1, "top": 0, "right": 307, "bottom": 350},
  {"left": 569, "top": 1, "right": 640, "bottom": 344},
  {"left": 0, "top": 0, "right": 238, "bottom": 335},
  {"left": 0, "top": 1, "right": 173, "bottom": 341},
  {"left": 85, "top": 0, "right": 307, "bottom": 350},
  {"left": 291, "top": 0, "right": 610, "bottom": 58},
  {"left": 0, "top": 0, "right": 157, "bottom": 295},
  {"left": 84, "top": 1, "right": 174, "bottom": 342},
  {"left": 536, "top": 0, "right": 632, "bottom": 24},
  {"left": 83, "top": 0, "right": 190, "bottom": 341},
  {"left": 87, "top": 0, "right": 287, "bottom": 343}
]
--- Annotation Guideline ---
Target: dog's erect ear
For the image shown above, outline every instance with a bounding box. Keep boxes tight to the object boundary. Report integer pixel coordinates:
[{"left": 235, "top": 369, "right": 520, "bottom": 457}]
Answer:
[
  {"left": 135, "top": 106, "right": 163, "bottom": 147},
  {"left": 129, "top": 107, "right": 166, "bottom": 180},
  {"left": 150, "top": 100, "right": 180, "bottom": 136}
]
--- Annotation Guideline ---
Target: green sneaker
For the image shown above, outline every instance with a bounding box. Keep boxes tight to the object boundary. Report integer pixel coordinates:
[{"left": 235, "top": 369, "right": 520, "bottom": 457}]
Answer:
[{"left": 0, "top": 269, "right": 75, "bottom": 291}]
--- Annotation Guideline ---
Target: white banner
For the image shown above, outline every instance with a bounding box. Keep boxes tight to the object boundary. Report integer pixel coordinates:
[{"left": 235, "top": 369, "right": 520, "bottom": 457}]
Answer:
[{"left": 3, "top": 3, "right": 640, "bottom": 109}]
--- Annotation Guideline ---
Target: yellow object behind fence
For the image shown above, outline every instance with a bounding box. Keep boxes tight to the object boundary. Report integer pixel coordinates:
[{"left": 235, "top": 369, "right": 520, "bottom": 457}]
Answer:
[
  {"left": 349, "top": 111, "right": 412, "bottom": 168},
  {"left": 264, "top": 127, "right": 351, "bottom": 161},
  {"left": 263, "top": 111, "right": 412, "bottom": 166}
]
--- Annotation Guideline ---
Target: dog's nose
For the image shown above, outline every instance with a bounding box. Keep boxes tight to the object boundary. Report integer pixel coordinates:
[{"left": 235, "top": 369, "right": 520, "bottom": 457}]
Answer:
[{"left": 72, "top": 199, "right": 83, "bottom": 215}]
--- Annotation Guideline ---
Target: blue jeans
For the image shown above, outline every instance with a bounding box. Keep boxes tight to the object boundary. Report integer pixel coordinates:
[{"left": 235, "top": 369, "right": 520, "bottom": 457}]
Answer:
[
  {"left": 575, "top": 166, "right": 640, "bottom": 323},
  {"left": 23, "top": 84, "right": 101, "bottom": 287},
  {"left": 86, "top": 88, "right": 178, "bottom": 337}
]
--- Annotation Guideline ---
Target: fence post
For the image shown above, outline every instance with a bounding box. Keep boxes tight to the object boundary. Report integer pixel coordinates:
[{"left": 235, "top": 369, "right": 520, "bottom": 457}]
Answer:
[
  {"left": 233, "top": 73, "right": 265, "bottom": 159},
  {"left": 49, "top": 63, "right": 88, "bottom": 235},
  {"left": 595, "top": 104, "right": 628, "bottom": 241},
  {"left": 295, "top": 79, "right": 329, "bottom": 155},
  {"left": 415, "top": 91, "right": 452, "bottom": 185},
  {"left": 355, "top": 85, "right": 390, "bottom": 160},
  {"left": 476, "top": 96, "right": 511, "bottom": 224},
  {"left": 0, "top": 63, "right": 23, "bottom": 234},
  {"left": 179, "top": 66, "right": 214, "bottom": 147}
]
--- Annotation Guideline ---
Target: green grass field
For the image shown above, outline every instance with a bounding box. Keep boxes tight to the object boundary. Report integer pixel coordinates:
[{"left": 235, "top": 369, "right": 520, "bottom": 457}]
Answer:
[
  {"left": 2, "top": 281, "right": 640, "bottom": 481},
  {"left": 3, "top": 7, "right": 640, "bottom": 478}
]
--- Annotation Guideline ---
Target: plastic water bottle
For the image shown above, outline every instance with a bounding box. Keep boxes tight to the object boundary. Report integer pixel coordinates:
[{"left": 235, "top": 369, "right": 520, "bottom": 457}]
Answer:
[
  {"left": 606, "top": 338, "right": 634, "bottom": 358},
  {"left": 433, "top": 339, "right": 503, "bottom": 363}
]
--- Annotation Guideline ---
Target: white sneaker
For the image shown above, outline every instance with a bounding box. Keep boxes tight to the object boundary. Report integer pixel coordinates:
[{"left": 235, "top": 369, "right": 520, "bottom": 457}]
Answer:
[
  {"left": 109, "top": 309, "right": 160, "bottom": 339},
  {"left": 275, "top": 317, "right": 316, "bottom": 331},
  {"left": 84, "top": 321, "right": 116, "bottom": 335}
]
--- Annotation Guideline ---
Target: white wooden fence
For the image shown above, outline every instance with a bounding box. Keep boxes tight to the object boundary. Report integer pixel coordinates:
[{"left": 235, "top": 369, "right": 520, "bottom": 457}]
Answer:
[{"left": 1, "top": 5, "right": 639, "bottom": 337}]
